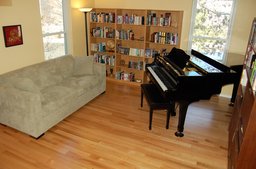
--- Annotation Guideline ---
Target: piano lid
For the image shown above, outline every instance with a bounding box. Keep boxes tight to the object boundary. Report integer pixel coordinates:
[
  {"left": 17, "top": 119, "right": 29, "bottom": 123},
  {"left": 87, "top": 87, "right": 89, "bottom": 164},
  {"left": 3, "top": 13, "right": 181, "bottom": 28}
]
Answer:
[
  {"left": 190, "top": 49, "right": 231, "bottom": 73},
  {"left": 190, "top": 56, "right": 223, "bottom": 73}
]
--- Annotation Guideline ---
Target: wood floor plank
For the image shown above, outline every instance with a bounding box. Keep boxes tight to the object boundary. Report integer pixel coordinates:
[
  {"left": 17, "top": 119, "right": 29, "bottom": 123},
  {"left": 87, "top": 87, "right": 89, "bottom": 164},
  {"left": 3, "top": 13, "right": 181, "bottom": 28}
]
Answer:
[{"left": 0, "top": 80, "right": 233, "bottom": 169}]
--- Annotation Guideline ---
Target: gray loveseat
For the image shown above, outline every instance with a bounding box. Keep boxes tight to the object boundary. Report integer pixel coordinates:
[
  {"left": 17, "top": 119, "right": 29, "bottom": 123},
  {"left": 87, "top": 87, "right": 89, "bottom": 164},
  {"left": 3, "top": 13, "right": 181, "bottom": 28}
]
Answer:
[{"left": 0, "top": 55, "right": 106, "bottom": 138}]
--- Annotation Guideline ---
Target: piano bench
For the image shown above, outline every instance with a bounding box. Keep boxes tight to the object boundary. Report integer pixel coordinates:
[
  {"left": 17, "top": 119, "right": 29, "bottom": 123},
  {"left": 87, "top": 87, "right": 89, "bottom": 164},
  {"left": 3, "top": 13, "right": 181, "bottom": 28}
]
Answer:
[{"left": 140, "top": 84, "right": 176, "bottom": 130}]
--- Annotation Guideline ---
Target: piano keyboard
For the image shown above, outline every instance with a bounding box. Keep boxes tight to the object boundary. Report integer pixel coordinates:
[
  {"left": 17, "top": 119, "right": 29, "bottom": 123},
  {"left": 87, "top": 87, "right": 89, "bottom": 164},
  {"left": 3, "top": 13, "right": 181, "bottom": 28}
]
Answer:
[{"left": 147, "top": 67, "right": 168, "bottom": 92}]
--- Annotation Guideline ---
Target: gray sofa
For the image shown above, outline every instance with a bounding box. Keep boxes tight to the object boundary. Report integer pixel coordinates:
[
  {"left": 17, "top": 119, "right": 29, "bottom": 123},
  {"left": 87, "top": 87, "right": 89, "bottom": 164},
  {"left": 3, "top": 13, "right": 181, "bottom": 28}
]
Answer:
[{"left": 0, "top": 55, "right": 106, "bottom": 138}]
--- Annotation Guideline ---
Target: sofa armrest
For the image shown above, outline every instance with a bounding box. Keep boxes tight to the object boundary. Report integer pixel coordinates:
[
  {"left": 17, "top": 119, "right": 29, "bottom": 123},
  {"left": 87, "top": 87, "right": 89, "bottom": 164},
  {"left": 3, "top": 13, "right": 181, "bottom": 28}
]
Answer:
[
  {"left": 0, "top": 87, "right": 42, "bottom": 130},
  {"left": 93, "top": 62, "right": 106, "bottom": 77},
  {"left": 73, "top": 56, "right": 94, "bottom": 76}
]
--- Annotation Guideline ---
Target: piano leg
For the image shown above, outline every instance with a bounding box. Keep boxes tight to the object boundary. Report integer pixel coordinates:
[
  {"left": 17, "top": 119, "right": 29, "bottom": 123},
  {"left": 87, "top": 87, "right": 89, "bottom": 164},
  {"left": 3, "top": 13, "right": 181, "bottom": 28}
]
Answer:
[
  {"left": 149, "top": 108, "right": 153, "bottom": 130},
  {"left": 141, "top": 89, "right": 144, "bottom": 107},
  {"left": 166, "top": 102, "right": 176, "bottom": 129},
  {"left": 175, "top": 101, "right": 190, "bottom": 137},
  {"left": 169, "top": 102, "right": 176, "bottom": 116}
]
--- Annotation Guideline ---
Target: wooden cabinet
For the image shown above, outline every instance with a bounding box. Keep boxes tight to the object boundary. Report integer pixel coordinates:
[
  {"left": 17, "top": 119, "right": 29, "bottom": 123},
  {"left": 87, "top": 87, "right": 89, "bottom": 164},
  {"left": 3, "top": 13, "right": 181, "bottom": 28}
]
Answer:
[
  {"left": 228, "top": 18, "right": 256, "bottom": 169},
  {"left": 89, "top": 8, "right": 183, "bottom": 84}
]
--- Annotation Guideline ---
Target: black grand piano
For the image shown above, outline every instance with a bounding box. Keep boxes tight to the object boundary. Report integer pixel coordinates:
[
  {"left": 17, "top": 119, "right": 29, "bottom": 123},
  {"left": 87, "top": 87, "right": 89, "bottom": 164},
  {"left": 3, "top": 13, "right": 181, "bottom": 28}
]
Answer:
[{"left": 145, "top": 48, "right": 241, "bottom": 137}]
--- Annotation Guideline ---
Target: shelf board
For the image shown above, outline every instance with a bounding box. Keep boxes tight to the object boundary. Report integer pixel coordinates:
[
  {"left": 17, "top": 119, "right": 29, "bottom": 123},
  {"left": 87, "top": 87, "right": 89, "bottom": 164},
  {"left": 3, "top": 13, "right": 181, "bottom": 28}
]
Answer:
[
  {"left": 106, "top": 77, "right": 141, "bottom": 86},
  {"left": 90, "top": 37, "right": 115, "bottom": 40},
  {"left": 90, "top": 22, "right": 115, "bottom": 25},
  {"left": 91, "top": 51, "right": 115, "bottom": 55},
  {"left": 116, "top": 39, "right": 144, "bottom": 43},
  {"left": 145, "top": 41, "right": 177, "bottom": 46},
  {"left": 116, "top": 65, "right": 144, "bottom": 72},
  {"left": 116, "top": 53, "right": 145, "bottom": 58},
  {"left": 116, "top": 23, "right": 145, "bottom": 27}
]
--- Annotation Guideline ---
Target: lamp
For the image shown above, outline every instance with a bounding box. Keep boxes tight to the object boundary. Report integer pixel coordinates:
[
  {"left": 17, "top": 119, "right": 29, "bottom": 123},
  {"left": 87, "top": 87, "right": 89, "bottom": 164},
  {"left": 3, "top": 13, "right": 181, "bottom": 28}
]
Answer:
[{"left": 79, "top": 7, "right": 92, "bottom": 56}]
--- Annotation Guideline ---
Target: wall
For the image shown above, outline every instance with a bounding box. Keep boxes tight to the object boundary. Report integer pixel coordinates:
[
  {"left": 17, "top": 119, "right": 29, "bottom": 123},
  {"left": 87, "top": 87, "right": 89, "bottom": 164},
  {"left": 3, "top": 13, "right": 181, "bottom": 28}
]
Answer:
[
  {"left": 229, "top": 0, "right": 256, "bottom": 55},
  {"left": 0, "top": 0, "right": 45, "bottom": 74},
  {"left": 0, "top": 0, "right": 95, "bottom": 75},
  {"left": 67, "top": 0, "right": 95, "bottom": 56},
  {"left": 221, "top": 0, "right": 256, "bottom": 97}
]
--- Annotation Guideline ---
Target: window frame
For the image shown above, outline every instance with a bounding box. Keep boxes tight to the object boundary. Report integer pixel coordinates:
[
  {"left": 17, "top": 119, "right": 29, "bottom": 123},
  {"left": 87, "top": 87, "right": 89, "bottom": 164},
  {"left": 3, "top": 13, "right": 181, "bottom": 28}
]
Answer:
[
  {"left": 188, "top": 0, "right": 237, "bottom": 63},
  {"left": 39, "top": 0, "right": 68, "bottom": 60}
]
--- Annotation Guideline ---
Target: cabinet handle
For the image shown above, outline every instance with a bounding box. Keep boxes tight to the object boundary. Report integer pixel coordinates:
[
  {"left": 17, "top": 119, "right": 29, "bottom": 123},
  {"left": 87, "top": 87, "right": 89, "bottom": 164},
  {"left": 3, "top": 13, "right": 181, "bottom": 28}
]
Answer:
[
  {"left": 240, "top": 118, "right": 244, "bottom": 135},
  {"left": 240, "top": 125, "right": 244, "bottom": 135},
  {"left": 240, "top": 95, "right": 243, "bottom": 100},
  {"left": 232, "top": 129, "right": 237, "bottom": 142}
]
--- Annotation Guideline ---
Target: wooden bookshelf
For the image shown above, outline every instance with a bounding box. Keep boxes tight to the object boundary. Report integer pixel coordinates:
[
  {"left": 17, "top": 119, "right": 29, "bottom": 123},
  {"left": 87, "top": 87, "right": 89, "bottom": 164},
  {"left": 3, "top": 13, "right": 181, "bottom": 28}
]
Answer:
[
  {"left": 228, "top": 18, "right": 256, "bottom": 169},
  {"left": 89, "top": 8, "right": 183, "bottom": 84}
]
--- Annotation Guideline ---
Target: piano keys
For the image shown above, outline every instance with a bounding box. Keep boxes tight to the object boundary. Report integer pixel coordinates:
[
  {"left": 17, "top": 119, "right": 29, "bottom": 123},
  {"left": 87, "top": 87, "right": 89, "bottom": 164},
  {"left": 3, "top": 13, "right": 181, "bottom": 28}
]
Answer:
[{"left": 145, "top": 48, "right": 241, "bottom": 137}]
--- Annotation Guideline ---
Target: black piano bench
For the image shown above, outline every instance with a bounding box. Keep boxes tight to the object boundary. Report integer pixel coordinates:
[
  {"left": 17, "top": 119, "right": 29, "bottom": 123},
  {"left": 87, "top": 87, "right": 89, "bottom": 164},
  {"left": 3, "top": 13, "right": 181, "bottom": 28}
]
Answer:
[{"left": 140, "top": 83, "right": 176, "bottom": 130}]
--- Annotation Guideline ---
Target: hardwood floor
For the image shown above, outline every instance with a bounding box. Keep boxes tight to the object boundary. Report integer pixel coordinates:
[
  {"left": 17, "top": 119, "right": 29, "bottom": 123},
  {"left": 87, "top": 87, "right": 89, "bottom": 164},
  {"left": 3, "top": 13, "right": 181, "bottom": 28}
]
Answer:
[{"left": 0, "top": 80, "right": 234, "bottom": 169}]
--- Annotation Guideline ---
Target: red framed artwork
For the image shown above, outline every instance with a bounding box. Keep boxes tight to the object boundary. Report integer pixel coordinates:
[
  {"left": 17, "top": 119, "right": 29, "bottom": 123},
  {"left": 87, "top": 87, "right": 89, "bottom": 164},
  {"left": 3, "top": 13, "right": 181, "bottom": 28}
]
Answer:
[{"left": 3, "top": 25, "right": 23, "bottom": 47}]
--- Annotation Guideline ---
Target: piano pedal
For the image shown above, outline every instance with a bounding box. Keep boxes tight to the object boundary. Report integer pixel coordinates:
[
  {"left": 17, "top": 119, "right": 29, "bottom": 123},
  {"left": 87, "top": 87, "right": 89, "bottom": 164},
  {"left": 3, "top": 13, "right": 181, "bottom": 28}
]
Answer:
[{"left": 175, "top": 131, "right": 184, "bottom": 137}]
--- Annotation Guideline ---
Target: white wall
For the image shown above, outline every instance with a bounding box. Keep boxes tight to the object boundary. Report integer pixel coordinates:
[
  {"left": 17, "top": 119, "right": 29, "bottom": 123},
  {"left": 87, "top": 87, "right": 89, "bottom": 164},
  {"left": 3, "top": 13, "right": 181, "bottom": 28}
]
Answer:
[
  {"left": 0, "top": 0, "right": 95, "bottom": 74},
  {"left": 67, "top": 0, "right": 95, "bottom": 56},
  {"left": 0, "top": 0, "right": 44, "bottom": 74}
]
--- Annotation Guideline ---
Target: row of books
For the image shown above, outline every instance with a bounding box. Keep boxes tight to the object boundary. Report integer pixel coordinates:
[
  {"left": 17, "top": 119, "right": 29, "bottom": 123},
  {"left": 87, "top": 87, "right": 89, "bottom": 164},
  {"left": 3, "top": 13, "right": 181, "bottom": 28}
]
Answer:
[
  {"left": 90, "top": 12, "right": 115, "bottom": 23},
  {"left": 115, "top": 71, "right": 135, "bottom": 82},
  {"left": 250, "top": 26, "right": 256, "bottom": 51},
  {"left": 93, "top": 53, "right": 115, "bottom": 66},
  {"left": 92, "top": 27, "right": 115, "bottom": 38},
  {"left": 116, "top": 15, "right": 145, "bottom": 25},
  {"left": 146, "top": 12, "right": 172, "bottom": 26},
  {"left": 250, "top": 60, "right": 256, "bottom": 91},
  {"left": 91, "top": 42, "right": 106, "bottom": 52},
  {"left": 117, "top": 46, "right": 145, "bottom": 57},
  {"left": 127, "top": 61, "right": 144, "bottom": 70},
  {"left": 246, "top": 46, "right": 256, "bottom": 69},
  {"left": 115, "top": 29, "right": 134, "bottom": 40},
  {"left": 145, "top": 48, "right": 160, "bottom": 57},
  {"left": 90, "top": 11, "right": 174, "bottom": 27},
  {"left": 151, "top": 32, "right": 178, "bottom": 45}
]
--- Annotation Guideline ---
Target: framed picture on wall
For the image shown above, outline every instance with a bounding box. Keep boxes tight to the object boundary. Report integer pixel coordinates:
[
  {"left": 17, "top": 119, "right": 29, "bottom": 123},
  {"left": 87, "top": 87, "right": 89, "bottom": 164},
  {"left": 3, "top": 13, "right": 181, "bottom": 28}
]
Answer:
[{"left": 3, "top": 25, "right": 23, "bottom": 47}]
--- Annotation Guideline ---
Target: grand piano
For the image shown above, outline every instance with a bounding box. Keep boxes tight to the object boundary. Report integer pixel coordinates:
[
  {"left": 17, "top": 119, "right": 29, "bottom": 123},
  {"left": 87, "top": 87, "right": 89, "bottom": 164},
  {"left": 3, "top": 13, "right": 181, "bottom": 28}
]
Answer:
[{"left": 145, "top": 48, "right": 241, "bottom": 137}]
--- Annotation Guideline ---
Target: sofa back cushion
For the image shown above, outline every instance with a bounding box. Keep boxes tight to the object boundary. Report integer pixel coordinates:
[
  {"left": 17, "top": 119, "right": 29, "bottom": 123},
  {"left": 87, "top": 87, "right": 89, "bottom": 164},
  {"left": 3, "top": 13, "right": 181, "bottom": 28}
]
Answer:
[
  {"left": 73, "top": 56, "right": 94, "bottom": 76},
  {"left": 54, "top": 55, "right": 74, "bottom": 78}
]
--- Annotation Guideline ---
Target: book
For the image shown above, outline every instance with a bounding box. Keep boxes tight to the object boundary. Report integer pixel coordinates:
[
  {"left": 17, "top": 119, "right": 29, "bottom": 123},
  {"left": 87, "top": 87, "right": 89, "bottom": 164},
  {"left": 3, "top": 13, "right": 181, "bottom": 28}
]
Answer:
[{"left": 250, "top": 61, "right": 256, "bottom": 87}]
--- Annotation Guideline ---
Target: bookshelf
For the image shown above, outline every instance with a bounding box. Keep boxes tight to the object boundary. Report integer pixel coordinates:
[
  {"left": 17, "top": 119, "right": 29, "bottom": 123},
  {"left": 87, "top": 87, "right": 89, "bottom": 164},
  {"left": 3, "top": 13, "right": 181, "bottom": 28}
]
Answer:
[
  {"left": 228, "top": 18, "right": 256, "bottom": 169},
  {"left": 89, "top": 8, "right": 183, "bottom": 84}
]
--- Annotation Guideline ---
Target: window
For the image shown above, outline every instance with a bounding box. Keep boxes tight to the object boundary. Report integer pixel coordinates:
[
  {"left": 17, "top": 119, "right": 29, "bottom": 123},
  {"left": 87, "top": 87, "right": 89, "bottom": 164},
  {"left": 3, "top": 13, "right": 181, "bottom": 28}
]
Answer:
[
  {"left": 39, "top": 0, "right": 67, "bottom": 60},
  {"left": 188, "top": 0, "right": 236, "bottom": 62}
]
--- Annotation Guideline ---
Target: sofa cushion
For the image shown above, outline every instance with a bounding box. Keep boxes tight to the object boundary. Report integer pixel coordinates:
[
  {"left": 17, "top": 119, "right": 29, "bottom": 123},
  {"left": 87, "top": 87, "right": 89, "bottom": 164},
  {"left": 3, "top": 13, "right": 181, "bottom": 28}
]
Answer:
[
  {"left": 73, "top": 56, "right": 94, "bottom": 76},
  {"left": 68, "top": 75, "right": 101, "bottom": 90},
  {"left": 41, "top": 85, "right": 81, "bottom": 114},
  {"left": 33, "top": 73, "right": 63, "bottom": 90}
]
